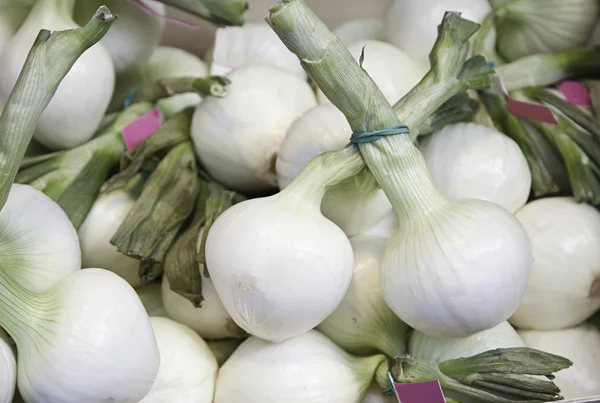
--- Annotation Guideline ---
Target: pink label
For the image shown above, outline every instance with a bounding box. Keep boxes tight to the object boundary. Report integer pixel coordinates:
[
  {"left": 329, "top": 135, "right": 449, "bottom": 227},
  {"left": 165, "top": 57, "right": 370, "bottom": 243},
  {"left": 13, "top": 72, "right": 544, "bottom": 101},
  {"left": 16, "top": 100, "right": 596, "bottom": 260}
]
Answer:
[
  {"left": 505, "top": 97, "right": 559, "bottom": 124},
  {"left": 392, "top": 380, "right": 446, "bottom": 403},
  {"left": 122, "top": 107, "right": 162, "bottom": 150},
  {"left": 488, "top": 74, "right": 558, "bottom": 125},
  {"left": 557, "top": 81, "right": 591, "bottom": 107}
]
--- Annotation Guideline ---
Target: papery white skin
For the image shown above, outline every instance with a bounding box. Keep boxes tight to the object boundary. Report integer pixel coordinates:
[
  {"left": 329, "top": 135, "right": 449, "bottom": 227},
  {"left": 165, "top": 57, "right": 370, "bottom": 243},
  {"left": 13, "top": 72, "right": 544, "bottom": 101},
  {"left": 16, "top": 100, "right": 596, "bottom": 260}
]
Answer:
[
  {"left": 191, "top": 65, "right": 317, "bottom": 194},
  {"left": 0, "top": 329, "right": 15, "bottom": 403},
  {"left": 74, "top": 0, "right": 165, "bottom": 73},
  {"left": 510, "top": 197, "right": 600, "bottom": 330},
  {"left": 209, "top": 23, "right": 304, "bottom": 77},
  {"left": 318, "top": 234, "right": 408, "bottom": 357},
  {"left": 494, "top": 0, "right": 599, "bottom": 61},
  {"left": 0, "top": 184, "right": 80, "bottom": 293},
  {"left": 79, "top": 189, "right": 142, "bottom": 287},
  {"left": 385, "top": 0, "right": 491, "bottom": 64},
  {"left": 276, "top": 105, "right": 351, "bottom": 189},
  {"left": 362, "top": 384, "right": 395, "bottom": 403},
  {"left": 206, "top": 193, "right": 353, "bottom": 342},
  {"left": 382, "top": 197, "right": 533, "bottom": 338},
  {"left": 137, "top": 283, "right": 167, "bottom": 317},
  {"left": 161, "top": 276, "right": 246, "bottom": 339},
  {"left": 519, "top": 324, "right": 600, "bottom": 399},
  {"left": 419, "top": 122, "right": 531, "bottom": 213},
  {"left": 317, "top": 40, "right": 428, "bottom": 105},
  {"left": 409, "top": 321, "right": 525, "bottom": 363},
  {"left": 276, "top": 104, "right": 392, "bottom": 237},
  {"left": 214, "top": 331, "right": 385, "bottom": 403},
  {"left": 0, "top": 0, "right": 115, "bottom": 149},
  {"left": 334, "top": 18, "right": 385, "bottom": 47},
  {"left": 112, "top": 46, "right": 208, "bottom": 111},
  {"left": 11, "top": 269, "right": 160, "bottom": 403},
  {"left": 140, "top": 317, "right": 218, "bottom": 403}
]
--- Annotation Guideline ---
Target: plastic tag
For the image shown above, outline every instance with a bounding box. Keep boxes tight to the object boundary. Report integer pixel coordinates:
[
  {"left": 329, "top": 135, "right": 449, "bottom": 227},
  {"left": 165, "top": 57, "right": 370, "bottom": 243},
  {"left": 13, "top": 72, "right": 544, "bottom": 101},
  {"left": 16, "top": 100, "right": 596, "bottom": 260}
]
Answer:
[
  {"left": 488, "top": 74, "right": 558, "bottom": 124},
  {"left": 557, "top": 81, "right": 591, "bottom": 107},
  {"left": 388, "top": 373, "right": 446, "bottom": 403},
  {"left": 122, "top": 107, "right": 163, "bottom": 150},
  {"left": 132, "top": 0, "right": 199, "bottom": 28}
]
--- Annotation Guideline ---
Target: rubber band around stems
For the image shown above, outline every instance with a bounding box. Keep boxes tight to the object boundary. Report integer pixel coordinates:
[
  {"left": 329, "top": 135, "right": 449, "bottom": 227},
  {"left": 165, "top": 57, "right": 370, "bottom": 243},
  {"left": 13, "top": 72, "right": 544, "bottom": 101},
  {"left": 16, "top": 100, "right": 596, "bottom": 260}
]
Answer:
[
  {"left": 384, "top": 372, "right": 396, "bottom": 396},
  {"left": 124, "top": 89, "right": 138, "bottom": 109},
  {"left": 350, "top": 124, "right": 410, "bottom": 144}
]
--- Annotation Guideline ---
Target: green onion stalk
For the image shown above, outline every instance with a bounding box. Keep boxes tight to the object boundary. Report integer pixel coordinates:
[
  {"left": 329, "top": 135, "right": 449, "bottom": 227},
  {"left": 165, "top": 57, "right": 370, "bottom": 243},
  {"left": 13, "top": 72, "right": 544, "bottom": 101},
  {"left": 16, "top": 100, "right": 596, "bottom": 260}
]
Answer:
[
  {"left": 108, "top": 140, "right": 200, "bottom": 283},
  {"left": 0, "top": 6, "right": 117, "bottom": 210},
  {"left": 495, "top": 47, "right": 600, "bottom": 92},
  {"left": 266, "top": 0, "right": 572, "bottom": 401},
  {"left": 154, "top": 0, "right": 248, "bottom": 26},
  {"left": 481, "top": 84, "right": 600, "bottom": 203},
  {"left": 16, "top": 102, "right": 152, "bottom": 229},
  {"left": 164, "top": 178, "right": 246, "bottom": 306}
]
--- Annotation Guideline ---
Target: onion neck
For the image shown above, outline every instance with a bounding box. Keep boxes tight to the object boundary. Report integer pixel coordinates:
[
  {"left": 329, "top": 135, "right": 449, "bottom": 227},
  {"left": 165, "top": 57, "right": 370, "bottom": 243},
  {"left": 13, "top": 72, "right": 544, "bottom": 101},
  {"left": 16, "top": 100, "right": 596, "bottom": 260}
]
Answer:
[
  {"left": 372, "top": 322, "right": 409, "bottom": 358},
  {"left": 278, "top": 145, "right": 365, "bottom": 210},
  {"left": 0, "top": 269, "right": 52, "bottom": 346},
  {"left": 351, "top": 353, "right": 388, "bottom": 396},
  {"left": 360, "top": 135, "right": 448, "bottom": 230}
]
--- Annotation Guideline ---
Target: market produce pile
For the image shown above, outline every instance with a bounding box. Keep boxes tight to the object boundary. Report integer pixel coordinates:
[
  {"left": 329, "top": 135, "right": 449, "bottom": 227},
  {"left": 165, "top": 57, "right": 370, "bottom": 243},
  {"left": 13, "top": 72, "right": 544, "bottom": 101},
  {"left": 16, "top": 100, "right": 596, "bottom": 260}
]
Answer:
[{"left": 0, "top": 0, "right": 598, "bottom": 402}]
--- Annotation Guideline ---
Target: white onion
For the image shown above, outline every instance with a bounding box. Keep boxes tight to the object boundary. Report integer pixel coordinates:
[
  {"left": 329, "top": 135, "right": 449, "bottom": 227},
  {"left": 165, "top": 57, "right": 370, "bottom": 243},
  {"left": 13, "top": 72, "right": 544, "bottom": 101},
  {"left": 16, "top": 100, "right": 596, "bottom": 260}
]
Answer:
[
  {"left": 511, "top": 197, "right": 600, "bottom": 330},
  {"left": 419, "top": 122, "right": 531, "bottom": 213},
  {"left": 191, "top": 65, "right": 317, "bottom": 194}
]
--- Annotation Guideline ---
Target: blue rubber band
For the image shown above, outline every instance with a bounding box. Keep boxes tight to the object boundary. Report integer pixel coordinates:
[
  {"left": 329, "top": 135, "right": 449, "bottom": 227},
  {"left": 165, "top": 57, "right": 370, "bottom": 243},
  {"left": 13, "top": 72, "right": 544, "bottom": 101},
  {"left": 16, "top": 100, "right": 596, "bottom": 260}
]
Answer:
[
  {"left": 123, "top": 89, "right": 138, "bottom": 109},
  {"left": 350, "top": 124, "right": 410, "bottom": 144},
  {"left": 383, "top": 372, "right": 395, "bottom": 396}
]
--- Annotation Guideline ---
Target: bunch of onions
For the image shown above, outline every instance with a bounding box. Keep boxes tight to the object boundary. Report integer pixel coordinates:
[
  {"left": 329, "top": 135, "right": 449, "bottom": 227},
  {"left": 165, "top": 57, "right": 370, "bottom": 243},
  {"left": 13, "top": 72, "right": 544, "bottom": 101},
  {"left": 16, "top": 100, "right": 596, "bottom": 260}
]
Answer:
[{"left": 268, "top": 1, "right": 532, "bottom": 340}]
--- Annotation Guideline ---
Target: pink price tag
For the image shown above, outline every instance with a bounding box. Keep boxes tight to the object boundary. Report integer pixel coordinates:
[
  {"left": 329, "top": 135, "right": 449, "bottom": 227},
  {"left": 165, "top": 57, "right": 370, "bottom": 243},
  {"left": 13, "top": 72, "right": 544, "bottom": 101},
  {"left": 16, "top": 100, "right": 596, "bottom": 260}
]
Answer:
[
  {"left": 389, "top": 373, "right": 446, "bottom": 403},
  {"left": 505, "top": 98, "right": 559, "bottom": 124},
  {"left": 122, "top": 107, "right": 162, "bottom": 150},
  {"left": 488, "top": 74, "right": 558, "bottom": 125},
  {"left": 557, "top": 81, "right": 591, "bottom": 107}
]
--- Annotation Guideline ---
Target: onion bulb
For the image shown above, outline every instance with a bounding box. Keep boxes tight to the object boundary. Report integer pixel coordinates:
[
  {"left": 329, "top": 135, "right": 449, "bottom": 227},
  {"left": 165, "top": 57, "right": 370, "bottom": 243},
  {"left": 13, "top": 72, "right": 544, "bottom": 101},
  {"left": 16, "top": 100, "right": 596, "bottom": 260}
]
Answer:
[
  {"left": 161, "top": 276, "right": 246, "bottom": 340},
  {"left": 140, "top": 317, "right": 218, "bottom": 403},
  {"left": 191, "top": 65, "right": 316, "bottom": 194},
  {"left": 419, "top": 122, "right": 531, "bottom": 213},
  {"left": 511, "top": 197, "right": 600, "bottom": 330},
  {"left": 214, "top": 331, "right": 387, "bottom": 403},
  {"left": 0, "top": 0, "right": 114, "bottom": 149}
]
